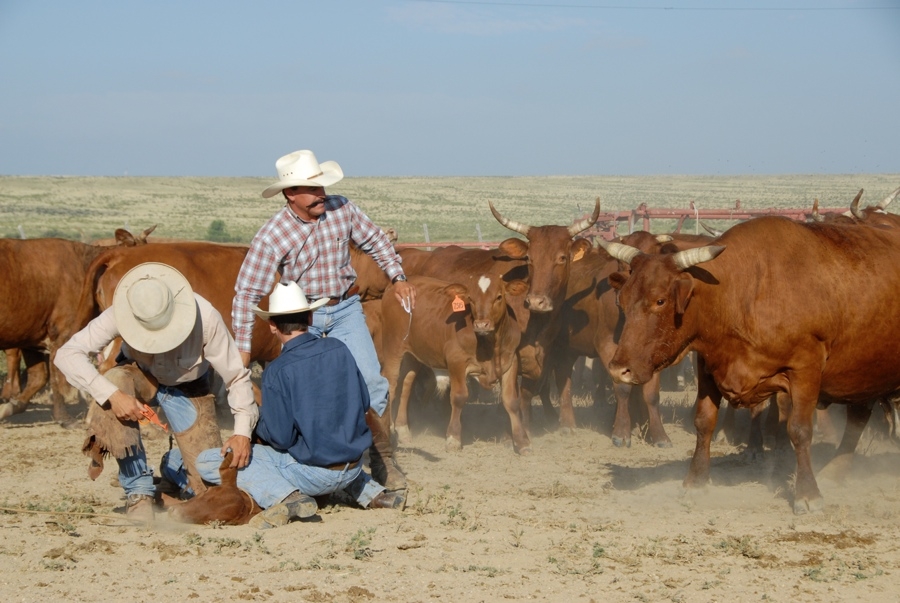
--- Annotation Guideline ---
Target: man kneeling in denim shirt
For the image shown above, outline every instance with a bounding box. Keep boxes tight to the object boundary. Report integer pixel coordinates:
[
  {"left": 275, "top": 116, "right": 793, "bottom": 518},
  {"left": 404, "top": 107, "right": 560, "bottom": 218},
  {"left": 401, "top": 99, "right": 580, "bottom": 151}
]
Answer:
[{"left": 184, "top": 281, "right": 403, "bottom": 529}]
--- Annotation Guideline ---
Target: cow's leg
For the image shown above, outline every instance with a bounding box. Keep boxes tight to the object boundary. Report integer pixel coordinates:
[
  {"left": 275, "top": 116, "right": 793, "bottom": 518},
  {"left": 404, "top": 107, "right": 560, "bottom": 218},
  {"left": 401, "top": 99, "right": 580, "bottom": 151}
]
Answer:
[
  {"left": 553, "top": 352, "right": 579, "bottom": 434},
  {"left": 744, "top": 398, "right": 768, "bottom": 460},
  {"left": 0, "top": 349, "right": 50, "bottom": 420},
  {"left": 641, "top": 373, "right": 671, "bottom": 447},
  {"left": 1, "top": 348, "right": 22, "bottom": 399},
  {"left": 610, "top": 382, "right": 634, "bottom": 447},
  {"left": 684, "top": 362, "right": 721, "bottom": 488},
  {"left": 445, "top": 369, "right": 469, "bottom": 452},
  {"left": 785, "top": 384, "right": 823, "bottom": 515},
  {"left": 817, "top": 402, "right": 872, "bottom": 484},
  {"left": 47, "top": 348, "right": 82, "bottom": 428},
  {"left": 394, "top": 362, "right": 417, "bottom": 447},
  {"left": 714, "top": 402, "right": 739, "bottom": 444},
  {"left": 518, "top": 377, "right": 539, "bottom": 436},
  {"left": 814, "top": 405, "right": 840, "bottom": 445},
  {"left": 499, "top": 358, "right": 530, "bottom": 455}
]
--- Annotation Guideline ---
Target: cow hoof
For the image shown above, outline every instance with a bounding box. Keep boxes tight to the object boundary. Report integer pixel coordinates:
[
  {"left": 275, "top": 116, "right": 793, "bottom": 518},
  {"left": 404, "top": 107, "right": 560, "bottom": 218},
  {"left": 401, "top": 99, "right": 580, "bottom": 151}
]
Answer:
[
  {"left": 611, "top": 436, "right": 631, "bottom": 448},
  {"left": 517, "top": 446, "right": 533, "bottom": 456},
  {"left": 58, "top": 416, "right": 83, "bottom": 430},
  {"left": 558, "top": 426, "right": 574, "bottom": 436},
  {"left": 654, "top": 440, "right": 673, "bottom": 449},
  {"left": 793, "top": 496, "right": 825, "bottom": 515},
  {"left": 445, "top": 436, "right": 462, "bottom": 452},
  {"left": 0, "top": 402, "right": 16, "bottom": 420}
]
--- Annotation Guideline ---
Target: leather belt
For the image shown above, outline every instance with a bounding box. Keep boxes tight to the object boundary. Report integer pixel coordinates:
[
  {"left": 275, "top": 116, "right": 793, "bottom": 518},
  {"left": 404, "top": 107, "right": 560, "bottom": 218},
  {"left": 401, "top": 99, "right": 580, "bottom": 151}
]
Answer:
[
  {"left": 323, "top": 284, "right": 360, "bottom": 306},
  {"left": 323, "top": 457, "right": 362, "bottom": 471}
]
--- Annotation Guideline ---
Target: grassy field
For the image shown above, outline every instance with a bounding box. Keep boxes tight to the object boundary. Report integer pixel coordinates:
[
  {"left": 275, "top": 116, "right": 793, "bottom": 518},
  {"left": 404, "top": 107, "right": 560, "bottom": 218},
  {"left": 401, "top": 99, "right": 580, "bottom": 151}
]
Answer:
[{"left": 1, "top": 174, "right": 898, "bottom": 244}]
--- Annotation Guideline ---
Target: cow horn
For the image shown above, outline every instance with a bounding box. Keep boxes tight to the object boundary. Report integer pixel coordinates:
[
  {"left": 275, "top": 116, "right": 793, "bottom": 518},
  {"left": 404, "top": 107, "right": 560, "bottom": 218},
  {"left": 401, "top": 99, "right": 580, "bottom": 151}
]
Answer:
[
  {"left": 672, "top": 245, "right": 726, "bottom": 270},
  {"left": 849, "top": 188, "right": 865, "bottom": 220},
  {"left": 655, "top": 235, "right": 674, "bottom": 242},
  {"left": 567, "top": 198, "right": 602, "bottom": 237},
  {"left": 597, "top": 238, "right": 642, "bottom": 265},
  {"left": 699, "top": 221, "right": 723, "bottom": 237},
  {"left": 877, "top": 186, "right": 900, "bottom": 210},
  {"left": 810, "top": 199, "right": 824, "bottom": 222},
  {"left": 490, "top": 201, "right": 530, "bottom": 235}
]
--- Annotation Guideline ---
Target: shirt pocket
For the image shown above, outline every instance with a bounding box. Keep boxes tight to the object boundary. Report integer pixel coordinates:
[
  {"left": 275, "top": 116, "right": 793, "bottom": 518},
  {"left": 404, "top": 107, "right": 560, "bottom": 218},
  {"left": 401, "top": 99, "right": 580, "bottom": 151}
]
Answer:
[{"left": 177, "top": 354, "right": 204, "bottom": 372}]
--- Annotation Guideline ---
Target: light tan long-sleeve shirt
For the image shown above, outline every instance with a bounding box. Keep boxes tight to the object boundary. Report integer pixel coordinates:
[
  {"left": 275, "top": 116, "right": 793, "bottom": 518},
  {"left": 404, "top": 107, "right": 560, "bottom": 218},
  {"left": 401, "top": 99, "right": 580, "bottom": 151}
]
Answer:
[{"left": 54, "top": 294, "right": 258, "bottom": 438}]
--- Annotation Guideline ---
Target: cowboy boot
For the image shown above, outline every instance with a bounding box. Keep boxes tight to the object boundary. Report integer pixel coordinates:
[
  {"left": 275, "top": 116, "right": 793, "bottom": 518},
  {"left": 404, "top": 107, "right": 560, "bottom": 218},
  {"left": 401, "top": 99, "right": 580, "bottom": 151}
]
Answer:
[
  {"left": 172, "top": 393, "right": 222, "bottom": 496},
  {"left": 366, "top": 407, "right": 407, "bottom": 492}
]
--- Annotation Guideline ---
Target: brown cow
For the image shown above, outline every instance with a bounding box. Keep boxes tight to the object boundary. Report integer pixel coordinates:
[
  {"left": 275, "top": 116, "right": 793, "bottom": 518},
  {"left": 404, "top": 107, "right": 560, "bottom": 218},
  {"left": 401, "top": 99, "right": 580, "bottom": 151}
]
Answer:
[
  {"left": 601, "top": 214, "right": 900, "bottom": 513},
  {"left": 165, "top": 450, "right": 262, "bottom": 525},
  {"left": 380, "top": 275, "right": 529, "bottom": 452},
  {"left": 489, "top": 201, "right": 599, "bottom": 432},
  {"left": 0, "top": 238, "right": 109, "bottom": 425}
]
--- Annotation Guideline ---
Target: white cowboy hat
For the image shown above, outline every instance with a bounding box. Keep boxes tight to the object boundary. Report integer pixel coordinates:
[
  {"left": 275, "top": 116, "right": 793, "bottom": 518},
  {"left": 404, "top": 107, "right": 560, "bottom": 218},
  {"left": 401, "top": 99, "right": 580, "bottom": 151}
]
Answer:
[
  {"left": 252, "top": 281, "right": 330, "bottom": 319},
  {"left": 261, "top": 149, "right": 344, "bottom": 198},
  {"left": 113, "top": 263, "right": 197, "bottom": 354}
]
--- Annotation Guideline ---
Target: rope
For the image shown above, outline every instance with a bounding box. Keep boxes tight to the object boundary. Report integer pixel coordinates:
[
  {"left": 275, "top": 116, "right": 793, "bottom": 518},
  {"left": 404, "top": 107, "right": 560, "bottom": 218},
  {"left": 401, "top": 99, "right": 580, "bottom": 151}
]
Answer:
[
  {"left": 0, "top": 505, "right": 146, "bottom": 525},
  {"left": 401, "top": 296, "right": 413, "bottom": 341}
]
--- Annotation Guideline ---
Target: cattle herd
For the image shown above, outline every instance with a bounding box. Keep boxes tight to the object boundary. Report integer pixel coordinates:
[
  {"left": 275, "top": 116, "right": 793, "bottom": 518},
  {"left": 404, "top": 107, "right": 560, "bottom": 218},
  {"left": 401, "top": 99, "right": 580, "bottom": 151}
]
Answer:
[{"left": 1, "top": 187, "right": 899, "bottom": 517}]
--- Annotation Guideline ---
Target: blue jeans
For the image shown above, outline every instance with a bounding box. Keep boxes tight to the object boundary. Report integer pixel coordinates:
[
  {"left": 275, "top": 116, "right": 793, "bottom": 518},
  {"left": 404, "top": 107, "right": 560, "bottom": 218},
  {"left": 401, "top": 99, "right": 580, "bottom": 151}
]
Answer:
[
  {"left": 310, "top": 295, "right": 388, "bottom": 417},
  {"left": 116, "top": 386, "right": 199, "bottom": 497},
  {"left": 162, "top": 446, "right": 385, "bottom": 509}
]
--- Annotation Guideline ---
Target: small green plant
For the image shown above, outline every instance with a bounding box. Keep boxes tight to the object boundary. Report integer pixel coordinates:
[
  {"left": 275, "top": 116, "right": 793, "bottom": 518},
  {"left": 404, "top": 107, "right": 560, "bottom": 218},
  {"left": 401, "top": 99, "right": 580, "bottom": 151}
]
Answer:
[{"left": 347, "top": 527, "right": 376, "bottom": 560}]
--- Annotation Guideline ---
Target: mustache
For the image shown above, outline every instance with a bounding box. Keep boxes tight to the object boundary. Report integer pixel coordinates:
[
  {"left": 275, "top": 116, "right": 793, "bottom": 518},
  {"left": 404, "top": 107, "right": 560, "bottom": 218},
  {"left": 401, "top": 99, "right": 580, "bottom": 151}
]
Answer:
[{"left": 308, "top": 199, "right": 326, "bottom": 208}]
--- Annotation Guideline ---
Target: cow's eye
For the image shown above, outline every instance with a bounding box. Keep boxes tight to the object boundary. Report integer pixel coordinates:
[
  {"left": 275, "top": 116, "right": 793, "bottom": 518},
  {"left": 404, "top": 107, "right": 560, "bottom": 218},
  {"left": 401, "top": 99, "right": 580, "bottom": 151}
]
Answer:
[{"left": 656, "top": 298, "right": 666, "bottom": 307}]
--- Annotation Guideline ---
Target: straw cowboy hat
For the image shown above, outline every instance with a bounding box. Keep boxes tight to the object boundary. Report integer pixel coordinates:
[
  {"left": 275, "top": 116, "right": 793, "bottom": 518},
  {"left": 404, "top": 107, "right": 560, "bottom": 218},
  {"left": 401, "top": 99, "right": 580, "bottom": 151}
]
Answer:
[
  {"left": 113, "top": 263, "right": 197, "bottom": 354},
  {"left": 261, "top": 150, "right": 344, "bottom": 198},
  {"left": 252, "top": 282, "right": 330, "bottom": 319}
]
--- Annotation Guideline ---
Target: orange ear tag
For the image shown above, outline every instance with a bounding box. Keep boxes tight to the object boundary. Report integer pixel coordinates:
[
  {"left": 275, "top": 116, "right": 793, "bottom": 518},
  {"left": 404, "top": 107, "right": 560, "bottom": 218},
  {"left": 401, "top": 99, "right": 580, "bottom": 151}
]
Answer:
[
  {"left": 573, "top": 248, "right": 585, "bottom": 262},
  {"left": 451, "top": 295, "right": 466, "bottom": 312}
]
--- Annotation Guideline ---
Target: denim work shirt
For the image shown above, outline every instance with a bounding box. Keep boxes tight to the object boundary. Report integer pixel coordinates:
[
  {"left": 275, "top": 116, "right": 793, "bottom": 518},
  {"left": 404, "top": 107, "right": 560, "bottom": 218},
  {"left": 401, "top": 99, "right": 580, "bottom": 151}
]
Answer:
[{"left": 255, "top": 332, "right": 373, "bottom": 468}]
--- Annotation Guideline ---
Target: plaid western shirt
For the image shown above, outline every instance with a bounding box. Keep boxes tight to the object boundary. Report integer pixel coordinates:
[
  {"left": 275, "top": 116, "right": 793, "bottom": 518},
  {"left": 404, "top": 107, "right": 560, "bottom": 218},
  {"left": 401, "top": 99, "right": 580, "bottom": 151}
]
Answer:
[{"left": 232, "top": 195, "right": 404, "bottom": 353}]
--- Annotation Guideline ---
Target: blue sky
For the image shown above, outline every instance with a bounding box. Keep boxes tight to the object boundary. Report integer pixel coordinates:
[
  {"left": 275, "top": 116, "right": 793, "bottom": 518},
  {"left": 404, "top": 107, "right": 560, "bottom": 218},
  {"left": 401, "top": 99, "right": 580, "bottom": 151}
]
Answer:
[{"left": 1, "top": 0, "right": 898, "bottom": 177}]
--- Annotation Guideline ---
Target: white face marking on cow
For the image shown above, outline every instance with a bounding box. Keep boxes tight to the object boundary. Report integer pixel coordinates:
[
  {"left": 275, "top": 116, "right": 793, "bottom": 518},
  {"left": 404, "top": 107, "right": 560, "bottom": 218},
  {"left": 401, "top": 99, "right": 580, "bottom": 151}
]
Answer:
[{"left": 478, "top": 275, "right": 492, "bottom": 293}]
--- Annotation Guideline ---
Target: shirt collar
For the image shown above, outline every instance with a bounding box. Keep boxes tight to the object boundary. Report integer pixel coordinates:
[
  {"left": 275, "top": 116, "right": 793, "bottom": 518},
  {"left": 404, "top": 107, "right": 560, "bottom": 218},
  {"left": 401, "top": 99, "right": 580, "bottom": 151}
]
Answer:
[{"left": 281, "top": 331, "right": 318, "bottom": 352}]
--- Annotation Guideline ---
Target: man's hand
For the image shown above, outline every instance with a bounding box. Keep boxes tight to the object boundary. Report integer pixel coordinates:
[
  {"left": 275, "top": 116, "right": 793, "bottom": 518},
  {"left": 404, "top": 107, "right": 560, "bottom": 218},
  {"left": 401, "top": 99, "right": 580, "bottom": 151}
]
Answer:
[
  {"left": 221, "top": 435, "right": 251, "bottom": 468},
  {"left": 393, "top": 280, "right": 417, "bottom": 311},
  {"left": 107, "top": 390, "right": 145, "bottom": 422}
]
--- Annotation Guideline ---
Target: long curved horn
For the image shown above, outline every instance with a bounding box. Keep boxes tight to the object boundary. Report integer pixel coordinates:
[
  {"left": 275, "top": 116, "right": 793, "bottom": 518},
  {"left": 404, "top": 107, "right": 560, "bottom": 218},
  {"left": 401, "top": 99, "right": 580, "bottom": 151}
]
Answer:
[
  {"left": 849, "top": 188, "right": 865, "bottom": 220},
  {"left": 810, "top": 199, "right": 824, "bottom": 222},
  {"left": 655, "top": 235, "right": 674, "bottom": 243},
  {"left": 489, "top": 201, "right": 531, "bottom": 235},
  {"left": 567, "top": 197, "right": 601, "bottom": 236},
  {"left": 596, "top": 238, "right": 642, "bottom": 265},
  {"left": 877, "top": 185, "right": 900, "bottom": 210},
  {"left": 672, "top": 245, "right": 726, "bottom": 270},
  {"left": 699, "top": 221, "right": 723, "bottom": 237}
]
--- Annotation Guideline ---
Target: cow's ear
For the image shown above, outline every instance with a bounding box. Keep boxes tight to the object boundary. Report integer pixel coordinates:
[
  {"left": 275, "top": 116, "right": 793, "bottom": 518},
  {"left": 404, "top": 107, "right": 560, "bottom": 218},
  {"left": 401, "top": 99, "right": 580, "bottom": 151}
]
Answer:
[
  {"left": 497, "top": 237, "right": 528, "bottom": 260},
  {"left": 673, "top": 274, "right": 694, "bottom": 314},
  {"left": 505, "top": 280, "right": 529, "bottom": 297},
  {"left": 115, "top": 229, "right": 137, "bottom": 247},
  {"left": 570, "top": 237, "right": 591, "bottom": 260},
  {"left": 608, "top": 271, "right": 628, "bottom": 291},
  {"left": 446, "top": 283, "right": 468, "bottom": 298}
]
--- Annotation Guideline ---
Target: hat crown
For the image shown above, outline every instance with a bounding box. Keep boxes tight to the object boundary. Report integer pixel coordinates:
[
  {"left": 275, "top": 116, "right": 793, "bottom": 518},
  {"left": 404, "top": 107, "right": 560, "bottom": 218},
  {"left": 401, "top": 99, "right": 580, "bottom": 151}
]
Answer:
[
  {"left": 276, "top": 150, "right": 324, "bottom": 181},
  {"left": 127, "top": 278, "right": 175, "bottom": 331},
  {"left": 269, "top": 282, "right": 313, "bottom": 314}
]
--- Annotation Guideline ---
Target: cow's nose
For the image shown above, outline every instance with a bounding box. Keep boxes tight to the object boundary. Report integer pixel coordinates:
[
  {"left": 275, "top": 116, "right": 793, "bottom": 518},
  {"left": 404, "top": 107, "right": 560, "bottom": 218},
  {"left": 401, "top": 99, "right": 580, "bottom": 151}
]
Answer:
[
  {"left": 609, "top": 362, "right": 635, "bottom": 384},
  {"left": 525, "top": 295, "right": 553, "bottom": 313},
  {"left": 473, "top": 320, "right": 493, "bottom": 334}
]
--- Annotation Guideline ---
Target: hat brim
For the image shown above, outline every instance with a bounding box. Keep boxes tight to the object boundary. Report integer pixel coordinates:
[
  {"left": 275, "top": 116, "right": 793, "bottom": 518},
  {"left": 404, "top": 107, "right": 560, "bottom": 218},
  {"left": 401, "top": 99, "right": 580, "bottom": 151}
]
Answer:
[
  {"left": 261, "top": 161, "right": 344, "bottom": 198},
  {"left": 113, "top": 263, "right": 197, "bottom": 354},
  {"left": 251, "top": 296, "right": 331, "bottom": 320}
]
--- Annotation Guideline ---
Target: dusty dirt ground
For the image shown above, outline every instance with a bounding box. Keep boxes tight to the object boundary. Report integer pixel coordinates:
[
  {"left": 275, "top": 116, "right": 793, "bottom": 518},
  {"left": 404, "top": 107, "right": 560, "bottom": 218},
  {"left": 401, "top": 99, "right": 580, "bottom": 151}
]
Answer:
[{"left": 2, "top": 383, "right": 900, "bottom": 603}]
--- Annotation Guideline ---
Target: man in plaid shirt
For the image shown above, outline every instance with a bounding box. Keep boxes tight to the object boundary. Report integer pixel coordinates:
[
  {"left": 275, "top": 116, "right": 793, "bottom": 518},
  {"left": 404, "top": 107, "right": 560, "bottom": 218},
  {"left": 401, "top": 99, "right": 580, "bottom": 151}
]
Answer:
[{"left": 233, "top": 149, "right": 416, "bottom": 496}]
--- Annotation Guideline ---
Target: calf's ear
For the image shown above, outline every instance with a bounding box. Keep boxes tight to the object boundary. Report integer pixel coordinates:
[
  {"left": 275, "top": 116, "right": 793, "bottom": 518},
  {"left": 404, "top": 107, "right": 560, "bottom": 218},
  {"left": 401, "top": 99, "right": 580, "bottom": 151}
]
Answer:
[
  {"left": 608, "top": 271, "right": 628, "bottom": 291},
  {"left": 673, "top": 274, "right": 694, "bottom": 315}
]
